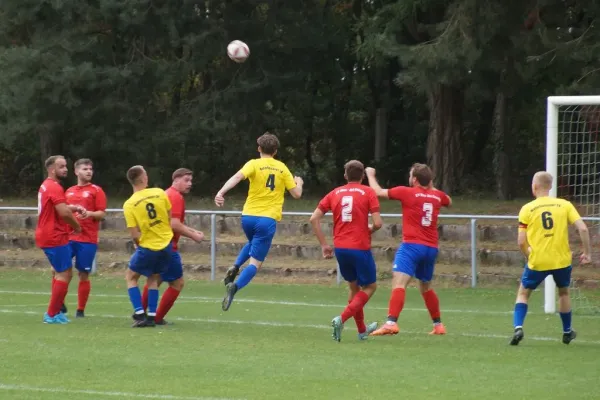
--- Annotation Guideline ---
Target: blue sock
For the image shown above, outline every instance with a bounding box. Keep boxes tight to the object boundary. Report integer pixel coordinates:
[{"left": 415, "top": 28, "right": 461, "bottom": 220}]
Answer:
[
  {"left": 234, "top": 243, "right": 251, "bottom": 268},
  {"left": 513, "top": 302, "right": 528, "bottom": 329},
  {"left": 560, "top": 311, "right": 572, "bottom": 333},
  {"left": 127, "top": 287, "right": 144, "bottom": 314},
  {"left": 147, "top": 289, "right": 159, "bottom": 316},
  {"left": 235, "top": 264, "right": 257, "bottom": 290}
]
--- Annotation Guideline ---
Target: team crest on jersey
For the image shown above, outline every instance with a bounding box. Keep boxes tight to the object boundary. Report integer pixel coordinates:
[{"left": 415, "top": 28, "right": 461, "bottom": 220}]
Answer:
[
  {"left": 67, "top": 192, "right": 74, "bottom": 196},
  {"left": 83, "top": 192, "right": 90, "bottom": 197}
]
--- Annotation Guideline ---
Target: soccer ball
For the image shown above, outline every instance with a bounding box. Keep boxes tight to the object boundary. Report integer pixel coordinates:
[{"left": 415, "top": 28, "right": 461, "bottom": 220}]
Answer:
[{"left": 227, "top": 40, "right": 250, "bottom": 63}]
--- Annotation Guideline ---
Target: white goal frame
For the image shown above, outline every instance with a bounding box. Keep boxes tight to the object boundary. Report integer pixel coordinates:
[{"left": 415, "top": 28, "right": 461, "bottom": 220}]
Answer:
[{"left": 545, "top": 95, "right": 600, "bottom": 313}]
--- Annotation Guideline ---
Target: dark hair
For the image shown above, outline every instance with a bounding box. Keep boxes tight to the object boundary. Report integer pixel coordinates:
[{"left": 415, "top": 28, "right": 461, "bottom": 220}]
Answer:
[
  {"left": 74, "top": 158, "right": 93, "bottom": 169},
  {"left": 45, "top": 155, "right": 65, "bottom": 169},
  {"left": 257, "top": 132, "right": 280, "bottom": 155},
  {"left": 126, "top": 165, "right": 145, "bottom": 185},
  {"left": 344, "top": 160, "right": 365, "bottom": 183},
  {"left": 411, "top": 163, "right": 433, "bottom": 186},
  {"left": 172, "top": 168, "right": 193, "bottom": 181}
]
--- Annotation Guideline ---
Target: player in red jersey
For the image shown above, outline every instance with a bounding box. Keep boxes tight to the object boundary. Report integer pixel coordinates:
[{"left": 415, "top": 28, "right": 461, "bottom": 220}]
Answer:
[
  {"left": 65, "top": 159, "right": 107, "bottom": 318},
  {"left": 141, "top": 168, "right": 204, "bottom": 325},
  {"left": 310, "top": 160, "right": 383, "bottom": 342},
  {"left": 366, "top": 163, "right": 452, "bottom": 336},
  {"left": 37, "top": 155, "right": 83, "bottom": 324}
]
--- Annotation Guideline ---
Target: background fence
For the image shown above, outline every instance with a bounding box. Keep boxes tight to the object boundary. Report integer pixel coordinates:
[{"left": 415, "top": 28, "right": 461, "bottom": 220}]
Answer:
[{"left": 1, "top": 207, "right": 599, "bottom": 287}]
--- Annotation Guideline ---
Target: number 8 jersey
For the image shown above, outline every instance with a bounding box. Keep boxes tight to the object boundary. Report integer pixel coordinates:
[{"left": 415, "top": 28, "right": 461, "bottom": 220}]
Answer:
[
  {"left": 388, "top": 186, "right": 451, "bottom": 248},
  {"left": 123, "top": 188, "right": 173, "bottom": 250}
]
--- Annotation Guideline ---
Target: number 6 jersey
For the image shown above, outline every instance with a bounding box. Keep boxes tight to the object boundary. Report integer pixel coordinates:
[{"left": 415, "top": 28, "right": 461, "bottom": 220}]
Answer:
[
  {"left": 317, "top": 183, "right": 380, "bottom": 250},
  {"left": 123, "top": 188, "right": 173, "bottom": 250},
  {"left": 388, "top": 186, "right": 451, "bottom": 249},
  {"left": 518, "top": 196, "right": 581, "bottom": 271}
]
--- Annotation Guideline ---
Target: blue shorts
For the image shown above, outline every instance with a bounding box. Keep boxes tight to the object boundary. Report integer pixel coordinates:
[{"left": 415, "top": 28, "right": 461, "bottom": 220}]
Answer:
[
  {"left": 393, "top": 243, "right": 439, "bottom": 283},
  {"left": 160, "top": 250, "right": 183, "bottom": 282},
  {"left": 241, "top": 216, "right": 277, "bottom": 262},
  {"left": 128, "top": 243, "right": 173, "bottom": 277},
  {"left": 70, "top": 241, "right": 98, "bottom": 273},
  {"left": 42, "top": 244, "right": 72, "bottom": 273},
  {"left": 521, "top": 265, "right": 572, "bottom": 290},
  {"left": 334, "top": 248, "right": 377, "bottom": 286}
]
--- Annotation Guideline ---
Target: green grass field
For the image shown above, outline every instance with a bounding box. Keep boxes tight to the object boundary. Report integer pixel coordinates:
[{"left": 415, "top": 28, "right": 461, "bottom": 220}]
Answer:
[{"left": 1, "top": 269, "right": 599, "bottom": 400}]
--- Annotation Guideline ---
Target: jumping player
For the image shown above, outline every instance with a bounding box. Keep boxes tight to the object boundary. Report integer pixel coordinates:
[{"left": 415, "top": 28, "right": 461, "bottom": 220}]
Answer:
[
  {"left": 510, "top": 171, "right": 591, "bottom": 346},
  {"left": 123, "top": 165, "right": 174, "bottom": 328},
  {"left": 141, "top": 168, "right": 204, "bottom": 325},
  {"left": 309, "top": 160, "right": 382, "bottom": 342},
  {"left": 37, "top": 155, "right": 82, "bottom": 324},
  {"left": 65, "top": 158, "right": 107, "bottom": 318},
  {"left": 366, "top": 164, "right": 451, "bottom": 336},
  {"left": 215, "top": 132, "right": 304, "bottom": 311}
]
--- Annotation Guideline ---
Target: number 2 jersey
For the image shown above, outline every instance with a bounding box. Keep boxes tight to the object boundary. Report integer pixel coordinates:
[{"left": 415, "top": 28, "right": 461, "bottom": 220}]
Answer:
[
  {"left": 318, "top": 183, "right": 380, "bottom": 250},
  {"left": 518, "top": 196, "right": 581, "bottom": 271},
  {"left": 389, "top": 186, "right": 451, "bottom": 248},
  {"left": 240, "top": 158, "right": 297, "bottom": 222},
  {"left": 123, "top": 188, "right": 173, "bottom": 251}
]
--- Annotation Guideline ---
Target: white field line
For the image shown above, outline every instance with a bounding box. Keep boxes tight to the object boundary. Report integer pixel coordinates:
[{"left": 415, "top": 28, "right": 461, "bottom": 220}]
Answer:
[
  {"left": 0, "top": 289, "right": 514, "bottom": 315},
  {"left": 0, "top": 383, "right": 244, "bottom": 400},
  {"left": 1, "top": 307, "right": 599, "bottom": 345},
  {"left": 1, "top": 289, "right": 598, "bottom": 319}
]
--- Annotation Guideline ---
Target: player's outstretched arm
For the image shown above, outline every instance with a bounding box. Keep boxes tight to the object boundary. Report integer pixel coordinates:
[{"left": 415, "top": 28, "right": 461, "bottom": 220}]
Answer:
[
  {"left": 215, "top": 171, "right": 245, "bottom": 207},
  {"left": 309, "top": 208, "right": 333, "bottom": 259},
  {"left": 171, "top": 218, "right": 204, "bottom": 243},
  {"left": 573, "top": 219, "right": 592, "bottom": 264},
  {"left": 288, "top": 176, "right": 304, "bottom": 199},
  {"left": 365, "top": 168, "right": 389, "bottom": 198},
  {"left": 55, "top": 203, "right": 81, "bottom": 233}
]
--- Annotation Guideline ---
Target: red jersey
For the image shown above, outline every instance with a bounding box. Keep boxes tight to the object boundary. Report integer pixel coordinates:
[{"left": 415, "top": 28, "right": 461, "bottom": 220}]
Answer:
[
  {"left": 318, "top": 183, "right": 380, "bottom": 250},
  {"left": 166, "top": 187, "right": 185, "bottom": 251},
  {"left": 36, "top": 178, "right": 69, "bottom": 248},
  {"left": 66, "top": 184, "right": 107, "bottom": 244},
  {"left": 388, "top": 186, "right": 450, "bottom": 248}
]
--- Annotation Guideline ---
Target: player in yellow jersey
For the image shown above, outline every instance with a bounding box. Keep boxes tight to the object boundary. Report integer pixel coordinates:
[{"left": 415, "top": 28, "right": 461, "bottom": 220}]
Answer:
[
  {"left": 510, "top": 171, "right": 591, "bottom": 346},
  {"left": 214, "top": 132, "right": 304, "bottom": 311},
  {"left": 123, "top": 165, "right": 174, "bottom": 327}
]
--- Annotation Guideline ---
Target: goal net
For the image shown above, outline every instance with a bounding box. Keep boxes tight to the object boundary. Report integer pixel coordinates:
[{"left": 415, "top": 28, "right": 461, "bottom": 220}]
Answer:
[{"left": 546, "top": 96, "right": 600, "bottom": 315}]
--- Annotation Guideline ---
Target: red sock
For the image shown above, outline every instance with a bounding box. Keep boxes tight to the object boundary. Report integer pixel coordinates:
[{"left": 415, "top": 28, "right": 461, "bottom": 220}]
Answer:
[
  {"left": 354, "top": 307, "right": 367, "bottom": 334},
  {"left": 341, "top": 291, "right": 369, "bottom": 323},
  {"left": 388, "top": 288, "right": 406, "bottom": 321},
  {"left": 141, "top": 284, "right": 149, "bottom": 312},
  {"left": 78, "top": 280, "right": 91, "bottom": 311},
  {"left": 422, "top": 289, "right": 441, "bottom": 322},
  {"left": 156, "top": 287, "right": 181, "bottom": 322},
  {"left": 51, "top": 277, "right": 56, "bottom": 291},
  {"left": 48, "top": 280, "right": 69, "bottom": 317}
]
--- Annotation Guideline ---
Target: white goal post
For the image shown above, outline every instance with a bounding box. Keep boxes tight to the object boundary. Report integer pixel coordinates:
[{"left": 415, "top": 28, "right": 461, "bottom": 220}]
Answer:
[{"left": 545, "top": 95, "right": 600, "bottom": 314}]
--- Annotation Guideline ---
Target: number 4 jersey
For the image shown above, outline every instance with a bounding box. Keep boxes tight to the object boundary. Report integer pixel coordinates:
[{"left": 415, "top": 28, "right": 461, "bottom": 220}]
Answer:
[
  {"left": 518, "top": 196, "right": 581, "bottom": 271},
  {"left": 123, "top": 188, "right": 173, "bottom": 251},
  {"left": 388, "top": 186, "right": 451, "bottom": 248},
  {"left": 318, "top": 183, "right": 380, "bottom": 250},
  {"left": 240, "top": 158, "right": 297, "bottom": 222}
]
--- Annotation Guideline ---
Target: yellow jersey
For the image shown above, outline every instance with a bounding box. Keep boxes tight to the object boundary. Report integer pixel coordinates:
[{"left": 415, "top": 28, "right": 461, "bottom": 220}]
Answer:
[
  {"left": 518, "top": 196, "right": 581, "bottom": 271},
  {"left": 240, "top": 158, "right": 296, "bottom": 221},
  {"left": 123, "top": 188, "right": 173, "bottom": 251}
]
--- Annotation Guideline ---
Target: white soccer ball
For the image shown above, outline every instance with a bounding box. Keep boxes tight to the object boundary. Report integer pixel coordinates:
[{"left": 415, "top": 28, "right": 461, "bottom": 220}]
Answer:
[{"left": 227, "top": 40, "right": 250, "bottom": 63}]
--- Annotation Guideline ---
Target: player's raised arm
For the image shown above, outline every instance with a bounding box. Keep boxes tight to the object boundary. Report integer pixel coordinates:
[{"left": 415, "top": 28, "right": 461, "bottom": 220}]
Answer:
[{"left": 365, "top": 167, "right": 389, "bottom": 198}]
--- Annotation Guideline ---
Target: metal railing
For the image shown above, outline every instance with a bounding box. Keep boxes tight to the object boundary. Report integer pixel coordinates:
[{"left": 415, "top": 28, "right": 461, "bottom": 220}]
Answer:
[{"left": 2, "top": 207, "right": 599, "bottom": 288}]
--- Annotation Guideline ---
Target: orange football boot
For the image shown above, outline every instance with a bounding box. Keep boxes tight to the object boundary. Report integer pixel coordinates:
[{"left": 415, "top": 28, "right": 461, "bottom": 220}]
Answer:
[
  {"left": 429, "top": 323, "right": 446, "bottom": 335},
  {"left": 369, "top": 322, "right": 399, "bottom": 336}
]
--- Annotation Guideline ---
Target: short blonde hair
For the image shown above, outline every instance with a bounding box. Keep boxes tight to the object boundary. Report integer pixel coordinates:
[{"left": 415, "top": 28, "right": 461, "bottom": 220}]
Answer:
[{"left": 533, "top": 171, "right": 553, "bottom": 190}]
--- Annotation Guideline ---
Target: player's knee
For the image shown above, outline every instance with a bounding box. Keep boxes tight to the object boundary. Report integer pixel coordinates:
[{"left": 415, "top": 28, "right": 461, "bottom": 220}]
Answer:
[
  {"left": 558, "top": 287, "right": 569, "bottom": 297},
  {"left": 391, "top": 271, "right": 411, "bottom": 288},
  {"left": 170, "top": 278, "right": 184, "bottom": 291},
  {"left": 363, "top": 282, "right": 377, "bottom": 296},
  {"left": 249, "top": 257, "right": 263, "bottom": 269},
  {"left": 79, "top": 271, "right": 90, "bottom": 281},
  {"left": 418, "top": 281, "right": 432, "bottom": 294}
]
